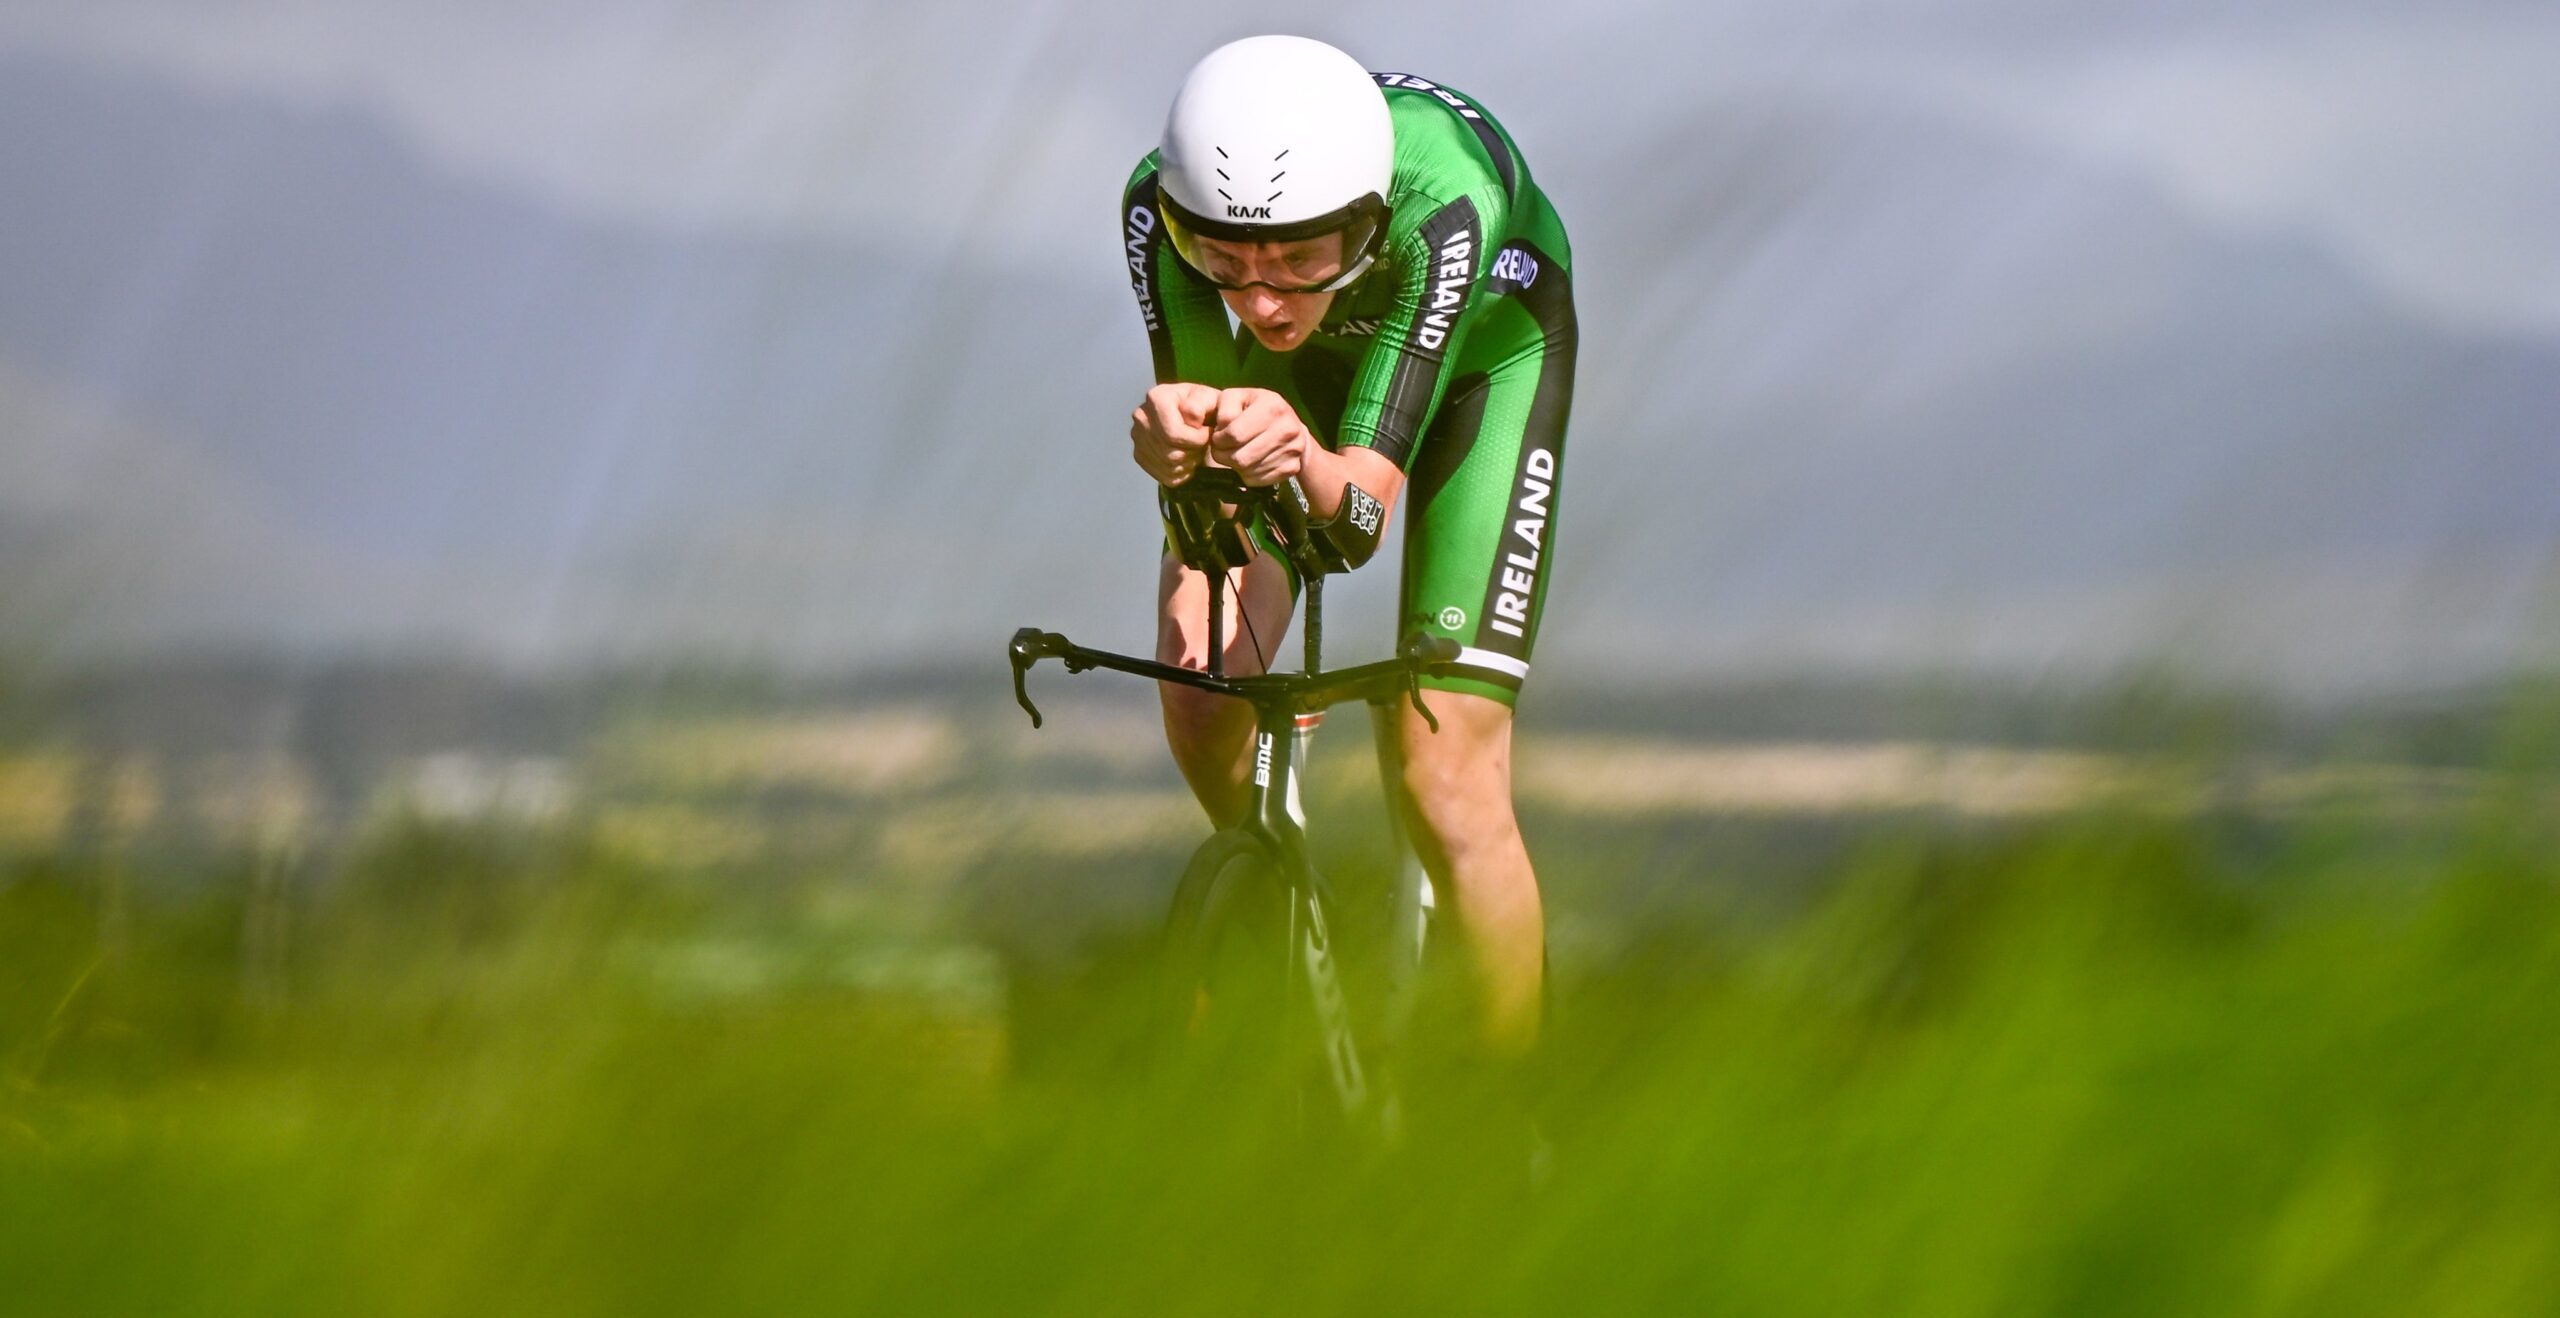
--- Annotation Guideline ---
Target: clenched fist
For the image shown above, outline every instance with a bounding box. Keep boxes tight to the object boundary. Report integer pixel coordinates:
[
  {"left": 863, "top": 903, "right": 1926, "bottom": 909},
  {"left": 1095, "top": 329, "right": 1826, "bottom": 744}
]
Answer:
[
  {"left": 1130, "top": 383, "right": 1221, "bottom": 487},
  {"left": 1208, "top": 388, "right": 1314, "bottom": 488}
]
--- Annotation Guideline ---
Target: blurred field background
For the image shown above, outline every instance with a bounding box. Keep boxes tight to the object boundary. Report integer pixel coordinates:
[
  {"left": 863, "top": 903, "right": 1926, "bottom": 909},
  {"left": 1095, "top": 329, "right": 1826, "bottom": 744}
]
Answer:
[
  {"left": 5, "top": 0, "right": 2560, "bottom": 1312},
  {"left": 6, "top": 669, "right": 2560, "bottom": 1313}
]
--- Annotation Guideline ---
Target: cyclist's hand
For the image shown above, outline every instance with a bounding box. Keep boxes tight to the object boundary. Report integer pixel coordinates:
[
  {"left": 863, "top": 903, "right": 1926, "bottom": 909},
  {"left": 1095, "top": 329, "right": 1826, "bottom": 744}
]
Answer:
[
  {"left": 1131, "top": 383, "right": 1220, "bottom": 487},
  {"left": 1209, "top": 388, "right": 1313, "bottom": 487}
]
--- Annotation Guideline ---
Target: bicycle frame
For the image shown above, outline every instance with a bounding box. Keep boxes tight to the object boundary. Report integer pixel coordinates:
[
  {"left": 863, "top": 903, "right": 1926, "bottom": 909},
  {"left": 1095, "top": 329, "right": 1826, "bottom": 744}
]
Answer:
[{"left": 1009, "top": 623, "right": 1449, "bottom": 1109}]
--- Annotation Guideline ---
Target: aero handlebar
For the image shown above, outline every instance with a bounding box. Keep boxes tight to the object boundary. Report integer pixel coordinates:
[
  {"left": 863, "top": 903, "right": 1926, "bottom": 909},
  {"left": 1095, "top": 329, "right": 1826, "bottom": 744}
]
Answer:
[
  {"left": 1012, "top": 461, "right": 1460, "bottom": 730},
  {"left": 1009, "top": 626, "right": 1460, "bottom": 732}
]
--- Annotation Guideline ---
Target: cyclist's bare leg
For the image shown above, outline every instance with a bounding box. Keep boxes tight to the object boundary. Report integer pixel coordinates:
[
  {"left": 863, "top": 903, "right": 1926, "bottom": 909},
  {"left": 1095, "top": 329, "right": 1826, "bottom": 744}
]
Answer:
[
  {"left": 1156, "top": 549, "right": 1296, "bottom": 829},
  {"left": 1384, "top": 690, "right": 1542, "bottom": 1057}
]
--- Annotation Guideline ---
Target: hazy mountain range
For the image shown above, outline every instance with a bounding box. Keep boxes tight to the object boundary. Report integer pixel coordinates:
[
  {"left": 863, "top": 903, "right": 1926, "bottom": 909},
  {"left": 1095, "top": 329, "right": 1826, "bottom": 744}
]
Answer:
[{"left": 3, "top": 11, "right": 2555, "bottom": 694}]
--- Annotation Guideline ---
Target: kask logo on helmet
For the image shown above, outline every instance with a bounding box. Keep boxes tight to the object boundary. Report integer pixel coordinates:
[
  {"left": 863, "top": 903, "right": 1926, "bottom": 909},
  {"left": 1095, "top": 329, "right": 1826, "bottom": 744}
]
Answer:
[{"left": 1226, "top": 205, "right": 1274, "bottom": 220}]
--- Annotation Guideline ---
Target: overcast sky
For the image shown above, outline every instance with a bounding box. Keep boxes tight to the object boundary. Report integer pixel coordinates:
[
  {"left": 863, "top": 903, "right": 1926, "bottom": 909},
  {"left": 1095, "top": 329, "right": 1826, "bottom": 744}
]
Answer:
[
  {"left": 5, "top": 0, "right": 2551, "bottom": 331},
  {"left": 2, "top": 1, "right": 2555, "bottom": 689}
]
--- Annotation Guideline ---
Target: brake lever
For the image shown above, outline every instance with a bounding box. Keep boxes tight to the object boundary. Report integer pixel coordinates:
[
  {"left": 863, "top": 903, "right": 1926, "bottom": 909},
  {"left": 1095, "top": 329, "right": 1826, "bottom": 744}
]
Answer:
[
  {"left": 1398, "top": 632, "right": 1460, "bottom": 735},
  {"left": 1006, "top": 628, "right": 1047, "bottom": 728}
]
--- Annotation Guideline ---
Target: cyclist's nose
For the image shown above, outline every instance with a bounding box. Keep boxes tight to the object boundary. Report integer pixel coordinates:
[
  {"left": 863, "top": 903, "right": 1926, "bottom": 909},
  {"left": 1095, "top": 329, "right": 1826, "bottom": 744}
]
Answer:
[{"left": 1241, "top": 286, "right": 1289, "bottom": 322}]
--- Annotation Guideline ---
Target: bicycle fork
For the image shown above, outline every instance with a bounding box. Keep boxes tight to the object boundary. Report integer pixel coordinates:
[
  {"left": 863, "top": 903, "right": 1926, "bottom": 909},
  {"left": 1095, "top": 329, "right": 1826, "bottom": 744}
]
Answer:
[{"left": 1257, "top": 711, "right": 1371, "bottom": 1117}]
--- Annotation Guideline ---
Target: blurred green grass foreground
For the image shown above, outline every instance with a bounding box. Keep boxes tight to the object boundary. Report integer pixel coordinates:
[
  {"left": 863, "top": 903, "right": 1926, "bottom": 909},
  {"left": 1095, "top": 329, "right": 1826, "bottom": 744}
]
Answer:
[{"left": 6, "top": 670, "right": 2560, "bottom": 1316}]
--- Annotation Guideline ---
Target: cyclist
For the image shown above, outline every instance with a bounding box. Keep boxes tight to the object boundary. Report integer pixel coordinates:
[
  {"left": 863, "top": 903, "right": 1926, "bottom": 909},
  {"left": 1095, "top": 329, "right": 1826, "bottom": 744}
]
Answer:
[{"left": 1121, "top": 35, "right": 1575, "bottom": 1066}]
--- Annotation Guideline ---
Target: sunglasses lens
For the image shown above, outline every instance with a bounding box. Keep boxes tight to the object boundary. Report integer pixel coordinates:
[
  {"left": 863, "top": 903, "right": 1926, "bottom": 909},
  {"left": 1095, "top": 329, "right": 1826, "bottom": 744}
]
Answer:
[{"left": 1162, "top": 203, "right": 1383, "bottom": 294}]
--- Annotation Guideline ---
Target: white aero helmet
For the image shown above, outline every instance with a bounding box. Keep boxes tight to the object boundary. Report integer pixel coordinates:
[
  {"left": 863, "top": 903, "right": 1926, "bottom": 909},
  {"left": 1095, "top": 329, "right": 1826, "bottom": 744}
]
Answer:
[{"left": 1157, "top": 35, "right": 1393, "bottom": 292}]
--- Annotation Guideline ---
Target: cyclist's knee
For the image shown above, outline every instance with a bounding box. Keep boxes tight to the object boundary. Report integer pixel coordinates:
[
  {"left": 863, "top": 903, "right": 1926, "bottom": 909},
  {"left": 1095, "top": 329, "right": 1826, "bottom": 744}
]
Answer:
[
  {"left": 1155, "top": 601, "right": 1215, "bottom": 671},
  {"left": 1160, "top": 682, "right": 1256, "bottom": 828},
  {"left": 1402, "top": 779, "right": 1521, "bottom": 869},
  {"left": 1392, "top": 697, "right": 1521, "bottom": 868},
  {"left": 1160, "top": 681, "right": 1240, "bottom": 755}
]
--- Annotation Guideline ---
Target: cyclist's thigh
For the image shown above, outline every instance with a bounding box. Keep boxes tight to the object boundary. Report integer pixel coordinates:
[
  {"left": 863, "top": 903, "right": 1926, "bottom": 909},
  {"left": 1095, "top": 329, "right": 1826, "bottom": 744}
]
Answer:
[
  {"left": 1157, "top": 547, "right": 1297, "bottom": 676},
  {"left": 1398, "top": 293, "right": 1578, "bottom": 706}
]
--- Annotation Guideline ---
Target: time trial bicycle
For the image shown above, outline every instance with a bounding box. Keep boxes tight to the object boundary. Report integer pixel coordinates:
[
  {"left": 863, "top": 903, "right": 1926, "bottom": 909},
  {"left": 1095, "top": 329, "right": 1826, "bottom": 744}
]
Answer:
[{"left": 1007, "top": 466, "right": 1454, "bottom": 1131}]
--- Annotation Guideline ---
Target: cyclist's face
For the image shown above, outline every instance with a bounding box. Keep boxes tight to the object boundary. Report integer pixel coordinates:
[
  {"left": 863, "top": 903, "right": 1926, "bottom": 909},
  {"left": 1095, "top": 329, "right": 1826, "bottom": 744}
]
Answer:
[
  {"left": 1193, "top": 232, "right": 1345, "bottom": 353},
  {"left": 1220, "top": 283, "right": 1336, "bottom": 352}
]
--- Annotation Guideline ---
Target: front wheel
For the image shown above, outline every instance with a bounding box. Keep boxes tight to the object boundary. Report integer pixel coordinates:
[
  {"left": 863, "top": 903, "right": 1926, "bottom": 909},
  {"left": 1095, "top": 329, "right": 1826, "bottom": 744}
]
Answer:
[{"left": 1156, "top": 831, "right": 1296, "bottom": 1091}]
